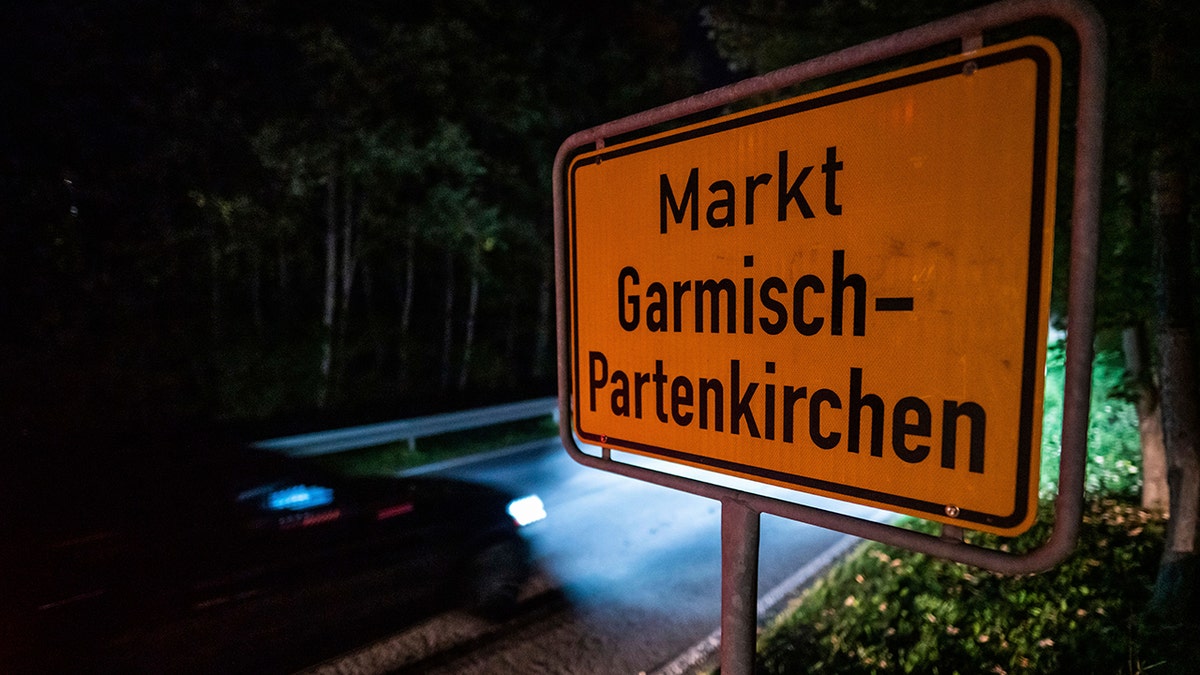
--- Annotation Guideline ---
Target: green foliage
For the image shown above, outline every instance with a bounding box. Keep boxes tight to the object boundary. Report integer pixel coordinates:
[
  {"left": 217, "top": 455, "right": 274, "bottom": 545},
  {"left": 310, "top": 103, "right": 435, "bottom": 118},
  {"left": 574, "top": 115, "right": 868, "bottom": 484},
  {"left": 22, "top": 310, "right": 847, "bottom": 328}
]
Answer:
[
  {"left": 705, "top": 0, "right": 976, "bottom": 74},
  {"left": 751, "top": 336, "right": 1155, "bottom": 674},
  {"left": 1040, "top": 341, "right": 1143, "bottom": 499},
  {"left": 751, "top": 337, "right": 1156, "bottom": 674},
  {"left": 755, "top": 497, "right": 1169, "bottom": 674}
]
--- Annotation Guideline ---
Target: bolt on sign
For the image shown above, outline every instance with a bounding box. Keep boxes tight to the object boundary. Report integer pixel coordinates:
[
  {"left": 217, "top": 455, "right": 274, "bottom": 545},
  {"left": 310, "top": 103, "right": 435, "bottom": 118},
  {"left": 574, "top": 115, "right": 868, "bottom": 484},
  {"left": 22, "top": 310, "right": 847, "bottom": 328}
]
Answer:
[{"left": 565, "top": 37, "right": 1060, "bottom": 536}]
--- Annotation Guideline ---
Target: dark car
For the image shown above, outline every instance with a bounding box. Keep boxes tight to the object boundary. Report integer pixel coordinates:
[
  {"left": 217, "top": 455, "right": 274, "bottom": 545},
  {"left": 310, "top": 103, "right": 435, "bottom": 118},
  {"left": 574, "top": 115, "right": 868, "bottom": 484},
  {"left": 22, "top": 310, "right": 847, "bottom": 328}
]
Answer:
[{"left": 0, "top": 433, "right": 544, "bottom": 673}]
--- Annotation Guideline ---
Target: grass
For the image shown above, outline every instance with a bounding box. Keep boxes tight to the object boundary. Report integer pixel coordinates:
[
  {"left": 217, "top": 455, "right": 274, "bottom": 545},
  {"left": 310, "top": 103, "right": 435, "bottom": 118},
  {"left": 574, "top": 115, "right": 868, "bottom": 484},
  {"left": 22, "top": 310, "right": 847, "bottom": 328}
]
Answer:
[
  {"left": 746, "top": 343, "right": 1194, "bottom": 674},
  {"left": 307, "top": 415, "right": 560, "bottom": 476}
]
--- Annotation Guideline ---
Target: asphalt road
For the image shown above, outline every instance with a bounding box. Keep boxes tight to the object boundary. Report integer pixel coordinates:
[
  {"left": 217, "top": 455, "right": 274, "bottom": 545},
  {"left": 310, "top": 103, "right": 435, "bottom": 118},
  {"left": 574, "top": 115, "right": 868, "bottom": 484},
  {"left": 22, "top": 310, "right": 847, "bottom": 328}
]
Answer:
[{"left": 310, "top": 438, "right": 891, "bottom": 674}]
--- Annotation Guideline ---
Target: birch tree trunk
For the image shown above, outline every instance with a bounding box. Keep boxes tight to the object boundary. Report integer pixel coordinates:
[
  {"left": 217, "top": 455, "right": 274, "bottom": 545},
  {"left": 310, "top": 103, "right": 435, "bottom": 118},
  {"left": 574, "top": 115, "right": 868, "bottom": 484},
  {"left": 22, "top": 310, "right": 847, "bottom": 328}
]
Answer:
[
  {"left": 397, "top": 226, "right": 416, "bottom": 388},
  {"left": 318, "top": 171, "right": 339, "bottom": 408},
  {"left": 332, "top": 178, "right": 359, "bottom": 396},
  {"left": 339, "top": 179, "right": 356, "bottom": 339},
  {"left": 400, "top": 226, "right": 416, "bottom": 335},
  {"left": 458, "top": 271, "right": 479, "bottom": 391},
  {"left": 439, "top": 249, "right": 456, "bottom": 393}
]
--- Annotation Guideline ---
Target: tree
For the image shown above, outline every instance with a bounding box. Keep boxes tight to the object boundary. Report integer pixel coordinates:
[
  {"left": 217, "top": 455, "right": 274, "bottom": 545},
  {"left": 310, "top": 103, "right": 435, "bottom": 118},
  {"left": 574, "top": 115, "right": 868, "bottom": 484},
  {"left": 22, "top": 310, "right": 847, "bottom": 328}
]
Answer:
[
  {"left": 2, "top": 0, "right": 715, "bottom": 437},
  {"left": 237, "top": 0, "right": 711, "bottom": 413},
  {"left": 1142, "top": 0, "right": 1200, "bottom": 617},
  {"left": 1, "top": 0, "right": 289, "bottom": 432}
]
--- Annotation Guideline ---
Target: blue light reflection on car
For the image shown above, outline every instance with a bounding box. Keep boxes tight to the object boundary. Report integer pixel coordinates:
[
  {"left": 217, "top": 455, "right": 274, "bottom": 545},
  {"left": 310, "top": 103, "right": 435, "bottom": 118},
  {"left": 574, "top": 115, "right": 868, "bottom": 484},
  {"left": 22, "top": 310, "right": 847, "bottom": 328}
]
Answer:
[{"left": 267, "top": 485, "right": 334, "bottom": 511}]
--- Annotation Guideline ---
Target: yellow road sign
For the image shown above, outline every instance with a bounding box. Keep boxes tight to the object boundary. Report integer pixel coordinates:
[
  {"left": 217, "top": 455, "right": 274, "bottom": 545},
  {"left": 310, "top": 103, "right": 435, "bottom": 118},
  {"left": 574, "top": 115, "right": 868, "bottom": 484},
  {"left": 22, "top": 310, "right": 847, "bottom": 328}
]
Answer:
[{"left": 565, "top": 38, "right": 1061, "bottom": 536}]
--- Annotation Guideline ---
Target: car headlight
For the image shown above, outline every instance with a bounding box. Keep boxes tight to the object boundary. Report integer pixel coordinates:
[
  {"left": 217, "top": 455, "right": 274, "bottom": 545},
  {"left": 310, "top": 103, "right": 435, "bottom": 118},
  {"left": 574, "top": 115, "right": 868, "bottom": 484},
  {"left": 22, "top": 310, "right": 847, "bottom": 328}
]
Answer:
[{"left": 507, "top": 495, "right": 546, "bottom": 527}]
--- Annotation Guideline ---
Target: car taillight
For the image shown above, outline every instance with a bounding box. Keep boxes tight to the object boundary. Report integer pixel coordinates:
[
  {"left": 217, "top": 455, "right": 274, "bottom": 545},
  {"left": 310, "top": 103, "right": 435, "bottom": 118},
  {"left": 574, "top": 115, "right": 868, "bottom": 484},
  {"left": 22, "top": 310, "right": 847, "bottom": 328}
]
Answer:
[
  {"left": 279, "top": 508, "right": 341, "bottom": 530},
  {"left": 376, "top": 503, "right": 415, "bottom": 521}
]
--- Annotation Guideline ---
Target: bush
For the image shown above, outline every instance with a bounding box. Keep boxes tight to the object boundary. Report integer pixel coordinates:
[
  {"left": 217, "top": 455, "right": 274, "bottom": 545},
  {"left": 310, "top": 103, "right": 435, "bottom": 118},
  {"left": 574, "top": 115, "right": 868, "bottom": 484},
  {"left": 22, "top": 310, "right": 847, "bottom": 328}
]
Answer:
[
  {"left": 1040, "top": 341, "right": 1142, "bottom": 498},
  {"left": 755, "top": 497, "right": 1167, "bottom": 674},
  {"left": 752, "top": 343, "right": 1173, "bottom": 674}
]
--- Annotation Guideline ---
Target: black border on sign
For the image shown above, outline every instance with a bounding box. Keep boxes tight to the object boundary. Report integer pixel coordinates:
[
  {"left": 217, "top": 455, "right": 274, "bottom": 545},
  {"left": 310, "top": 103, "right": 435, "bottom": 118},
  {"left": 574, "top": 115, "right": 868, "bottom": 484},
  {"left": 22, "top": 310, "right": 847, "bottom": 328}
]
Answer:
[{"left": 567, "top": 42, "right": 1055, "bottom": 531}]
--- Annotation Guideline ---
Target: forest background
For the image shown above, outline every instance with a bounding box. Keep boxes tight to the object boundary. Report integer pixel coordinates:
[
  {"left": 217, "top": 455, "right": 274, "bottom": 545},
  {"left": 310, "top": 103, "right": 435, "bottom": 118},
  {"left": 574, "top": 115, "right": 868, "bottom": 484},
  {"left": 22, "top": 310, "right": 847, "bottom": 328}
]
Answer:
[
  {"left": 5, "top": 0, "right": 1200, "bottom": 606},
  {"left": 4, "top": 0, "right": 1187, "bottom": 437},
  {"left": 2, "top": 0, "right": 733, "bottom": 438}
]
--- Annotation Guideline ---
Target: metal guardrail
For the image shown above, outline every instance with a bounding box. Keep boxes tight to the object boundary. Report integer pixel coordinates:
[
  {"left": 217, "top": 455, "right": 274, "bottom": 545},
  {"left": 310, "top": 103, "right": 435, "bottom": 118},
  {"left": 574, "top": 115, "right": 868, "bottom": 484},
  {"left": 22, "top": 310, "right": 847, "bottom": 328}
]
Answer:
[{"left": 253, "top": 396, "right": 558, "bottom": 457}]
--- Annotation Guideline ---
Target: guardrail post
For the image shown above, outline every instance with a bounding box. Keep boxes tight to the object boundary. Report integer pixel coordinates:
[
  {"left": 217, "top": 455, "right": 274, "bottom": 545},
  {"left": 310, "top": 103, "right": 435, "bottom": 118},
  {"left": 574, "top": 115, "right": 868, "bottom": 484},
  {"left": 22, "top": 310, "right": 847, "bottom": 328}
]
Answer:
[{"left": 720, "top": 498, "right": 760, "bottom": 675}]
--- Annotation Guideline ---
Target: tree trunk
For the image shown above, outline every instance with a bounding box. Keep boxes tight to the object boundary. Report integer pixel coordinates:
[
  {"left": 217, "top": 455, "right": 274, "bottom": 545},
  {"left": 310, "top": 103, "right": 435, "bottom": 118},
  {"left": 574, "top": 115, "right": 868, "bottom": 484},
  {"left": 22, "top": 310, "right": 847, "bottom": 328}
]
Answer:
[
  {"left": 1148, "top": 143, "right": 1200, "bottom": 617},
  {"left": 331, "top": 177, "right": 359, "bottom": 398},
  {"left": 1147, "top": 0, "right": 1200, "bottom": 618},
  {"left": 205, "top": 230, "right": 223, "bottom": 413},
  {"left": 439, "top": 249, "right": 456, "bottom": 393},
  {"left": 339, "top": 179, "right": 358, "bottom": 335},
  {"left": 209, "top": 230, "right": 222, "bottom": 343},
  {"left": 458, "top": 271, "right": 479, "bottom": 392},
  {"left": 362, "top": 262, "right": 386, "bottom": 372},
  {"left": 250, "top": 246, "right": 263, "bottom": 332},
  {"left": 1124, "top": 324, "right": 1169, "bottom": 513},
  {"left": 400, "top": 229, "right": 416, "bottom": 334},
  {"left": 277, "top": 244, "right": 290, "bottom": 320},
  {"left": 397, "top": 226, "right": 416, "bottom": 388},
  {"left": 532, "top": 259, "right": 553, "bottom": 381},
  {"left": 318, "top": 172, "right": 339, "bottom": 408}
]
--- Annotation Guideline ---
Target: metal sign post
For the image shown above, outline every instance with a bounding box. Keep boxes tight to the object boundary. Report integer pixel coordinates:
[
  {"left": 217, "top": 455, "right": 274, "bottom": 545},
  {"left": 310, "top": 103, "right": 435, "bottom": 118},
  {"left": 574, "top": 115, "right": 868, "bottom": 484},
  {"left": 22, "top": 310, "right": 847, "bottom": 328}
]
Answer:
[
  {"left": 554, "top": 1, "right": 1105, "bottom": 671},
  {"left": 720, "top": 498, "right": 760, "bottom": 675}
]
